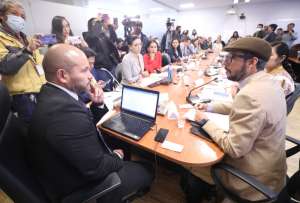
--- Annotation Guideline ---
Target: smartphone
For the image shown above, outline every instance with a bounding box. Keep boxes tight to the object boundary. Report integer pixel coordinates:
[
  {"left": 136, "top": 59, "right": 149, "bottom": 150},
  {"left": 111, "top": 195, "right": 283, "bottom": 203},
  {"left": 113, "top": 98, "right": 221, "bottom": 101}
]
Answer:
[
  {"left": 67, "top": 36, "right": 81, "bottom": 45},
  {"left": 190, "top": 126, "right": 212, "bottom": 142},
  {"left": 40, "top": 34, "right": 57, "bottom": 45},
  {"left": 154, "top": 128, "right": 169, "bottom": 143}
]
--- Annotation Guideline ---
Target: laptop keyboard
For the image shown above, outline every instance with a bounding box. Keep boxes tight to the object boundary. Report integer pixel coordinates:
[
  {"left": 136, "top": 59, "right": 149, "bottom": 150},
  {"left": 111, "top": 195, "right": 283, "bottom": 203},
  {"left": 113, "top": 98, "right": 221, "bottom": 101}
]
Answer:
[{"left": 111, "top": 113, "right": 152, "bottom": 137}]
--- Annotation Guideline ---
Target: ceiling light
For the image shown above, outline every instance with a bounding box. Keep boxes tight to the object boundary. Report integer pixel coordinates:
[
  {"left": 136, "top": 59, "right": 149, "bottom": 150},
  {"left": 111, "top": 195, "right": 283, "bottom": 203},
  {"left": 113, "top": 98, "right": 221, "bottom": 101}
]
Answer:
[
  {"left": 226, "top": 6, "right": 236, "bottom": 15},
  {"left": 233, "top": 0, "right": 238, "bottom": 4},
  {"left": 180, "top": 3, "right": 195, "bottom": 9},
  {"left": 245, "top": 0, "right": 250, "bottom": 3},
  {"left": 150, "top": 7, "right": 164, "bottom": 12}
]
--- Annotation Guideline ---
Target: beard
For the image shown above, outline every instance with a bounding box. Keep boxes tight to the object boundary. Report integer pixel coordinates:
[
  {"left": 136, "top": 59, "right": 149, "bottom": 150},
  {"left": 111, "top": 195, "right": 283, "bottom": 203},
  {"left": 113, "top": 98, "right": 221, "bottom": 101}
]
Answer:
[{"left": 226, "top": 63, "right": 248, "bottom": 82}]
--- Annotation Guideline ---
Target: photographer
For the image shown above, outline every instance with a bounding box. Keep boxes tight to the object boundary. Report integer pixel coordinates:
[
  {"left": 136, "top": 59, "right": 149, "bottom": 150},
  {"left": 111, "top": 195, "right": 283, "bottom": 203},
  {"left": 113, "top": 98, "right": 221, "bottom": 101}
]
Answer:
[
  {"left": 0, "top": 0, "right": 46, "bottom": 123},
  {"left": 101, "top": 14, "right": 118, "bottom": 44}
]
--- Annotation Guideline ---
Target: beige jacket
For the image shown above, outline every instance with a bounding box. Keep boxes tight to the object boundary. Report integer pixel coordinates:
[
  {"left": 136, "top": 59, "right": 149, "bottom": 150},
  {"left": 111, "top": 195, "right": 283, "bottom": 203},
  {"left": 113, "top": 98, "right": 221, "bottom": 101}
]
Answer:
[{"left": 204, "top": 71, "right": 287, "bottom": 200}]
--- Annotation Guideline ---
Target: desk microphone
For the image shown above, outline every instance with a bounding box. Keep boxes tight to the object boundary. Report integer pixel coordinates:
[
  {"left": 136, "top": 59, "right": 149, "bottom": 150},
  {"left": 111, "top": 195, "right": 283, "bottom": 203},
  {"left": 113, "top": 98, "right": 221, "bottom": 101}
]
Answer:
[{"left": 186, "top": 77, "right": 218, "bottom": 104}]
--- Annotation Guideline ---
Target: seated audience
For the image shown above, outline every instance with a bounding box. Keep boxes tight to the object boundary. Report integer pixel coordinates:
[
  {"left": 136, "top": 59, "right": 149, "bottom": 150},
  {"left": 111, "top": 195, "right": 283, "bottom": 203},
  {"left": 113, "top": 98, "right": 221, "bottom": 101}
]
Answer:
[
  {"left": 264, "top": 23, "right": 278, "bottom": 43},
  {"left": 187, "top": 38, "right": 287, "bottom": 202},
  {"left": 180, "top": 37, "right": 195, "bottom": 57},
  {"left": 266, "top": 42, "right": 295, "bottom": 96},
  {"left": 83, "top": 17, "right": 121, "bottom": 73},
  {"left": 121, "top": 35, "right": 148, "bottom": 84},
  {"left": 0, "top": 0, "right": 45, "bottom": 123},
  {"left": 143, "top": 40, "right": 162, "bottom": 73},
  {"left": 282, "top": 23, "right": 298, "bottom": 48},
  {"left": 167, "top": 38, "right": 182, "bottom": 63},
  {"left": 213, "top": 35, "right": 225, "bottom": 53},
  {"left": 227, "top": 31, "right": 240, "bottom": 44},
  {"left": 51, "top": 15, "right": 87, "bottom": 47},
  {"left": 27, "top": 44, "right": 154, "bottom": 203}
]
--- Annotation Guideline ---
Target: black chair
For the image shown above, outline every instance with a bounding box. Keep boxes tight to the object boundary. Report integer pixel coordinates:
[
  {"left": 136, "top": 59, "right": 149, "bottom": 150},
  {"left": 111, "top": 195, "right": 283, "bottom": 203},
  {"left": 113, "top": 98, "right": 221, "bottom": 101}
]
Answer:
[
  {"left": 0, "top": 82, "right": 121, "bottom": 203},
  {"left": 286, "top": 83, "right": 300, "bottom": 115}
]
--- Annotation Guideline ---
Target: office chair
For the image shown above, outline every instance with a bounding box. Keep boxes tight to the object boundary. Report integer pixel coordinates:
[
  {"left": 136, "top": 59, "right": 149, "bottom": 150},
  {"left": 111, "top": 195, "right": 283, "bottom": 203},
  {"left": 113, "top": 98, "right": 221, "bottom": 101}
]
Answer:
[
  {"left": 0, "top": 82, "right": 121, "bottom": 203},
  {"left": 162, "top": 53, "right": 171, "bottom": 66},
  {"left": 286, "top": 83, "right": 300, "bottom": 115}
]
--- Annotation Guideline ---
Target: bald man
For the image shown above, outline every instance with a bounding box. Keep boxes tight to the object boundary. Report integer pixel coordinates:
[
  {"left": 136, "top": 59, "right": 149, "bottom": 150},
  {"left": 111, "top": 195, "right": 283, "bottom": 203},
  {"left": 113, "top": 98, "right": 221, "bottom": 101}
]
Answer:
[{"left": 27, "top": 44, "right": 154, "bottom": 203}]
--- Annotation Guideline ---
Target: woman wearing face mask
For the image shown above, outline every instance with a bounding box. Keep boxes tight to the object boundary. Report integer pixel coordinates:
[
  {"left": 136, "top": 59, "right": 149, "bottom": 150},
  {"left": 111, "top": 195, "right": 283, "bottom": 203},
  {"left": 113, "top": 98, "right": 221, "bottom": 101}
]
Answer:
[
  {"left": 265, "top": 42, "right": 295, "bottom": 96},
  {"left": 143, "top": 40, "right": 162, "bottom": 73},
  {"left": 121, "top": 35, "right": 148, "bottom": 84},
  {"left": 0, "top": 0, "right": 46, "bottom": 123}
]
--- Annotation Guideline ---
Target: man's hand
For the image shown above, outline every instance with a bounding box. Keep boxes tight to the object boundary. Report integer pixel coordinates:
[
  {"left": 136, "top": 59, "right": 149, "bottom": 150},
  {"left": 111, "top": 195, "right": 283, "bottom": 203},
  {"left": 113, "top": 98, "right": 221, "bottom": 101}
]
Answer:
[
  {"left": 195, "top": 103, "right": 208, "bottom": 111},
  {"left": 89, "top": 78, "right": 104, "bottom": 105},
  {"left": 195, "top": 111, "right": 208, "bottom": 121},
  {"left": 113, "top": 149, "right": 124, "bottom": 159}
]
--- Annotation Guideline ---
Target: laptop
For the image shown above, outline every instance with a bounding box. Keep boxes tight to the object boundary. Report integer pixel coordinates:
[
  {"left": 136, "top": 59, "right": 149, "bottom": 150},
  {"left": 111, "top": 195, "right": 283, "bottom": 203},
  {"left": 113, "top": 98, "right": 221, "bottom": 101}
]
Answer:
[{"left": 101, "top": 85, "right": 160, "bottom": 140}]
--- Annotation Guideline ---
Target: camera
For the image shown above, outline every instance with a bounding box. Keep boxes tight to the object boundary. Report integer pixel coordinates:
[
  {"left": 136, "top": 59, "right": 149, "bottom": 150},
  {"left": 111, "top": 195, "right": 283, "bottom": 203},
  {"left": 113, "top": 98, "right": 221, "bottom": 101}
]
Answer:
[{"left": 122, "top": 15, "right": 140, "bottom": 38}]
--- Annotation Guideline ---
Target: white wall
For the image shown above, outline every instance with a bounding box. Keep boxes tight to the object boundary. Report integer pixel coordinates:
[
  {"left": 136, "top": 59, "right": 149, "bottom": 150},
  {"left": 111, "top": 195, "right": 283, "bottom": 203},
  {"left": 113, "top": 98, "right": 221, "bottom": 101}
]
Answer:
[
  {"left": 19, "top": 0, "right": 177, "bottom": 39},
  {"left": 177, "top": 0, "right": 300, "bottom": 44}
]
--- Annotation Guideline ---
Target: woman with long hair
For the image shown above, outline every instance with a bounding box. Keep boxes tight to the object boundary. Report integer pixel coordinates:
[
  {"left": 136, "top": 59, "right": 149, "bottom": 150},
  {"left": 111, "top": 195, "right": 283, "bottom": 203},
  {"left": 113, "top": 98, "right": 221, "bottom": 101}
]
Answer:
[{"left": 143, "top": 40, "right": 162, "bottom": 73}]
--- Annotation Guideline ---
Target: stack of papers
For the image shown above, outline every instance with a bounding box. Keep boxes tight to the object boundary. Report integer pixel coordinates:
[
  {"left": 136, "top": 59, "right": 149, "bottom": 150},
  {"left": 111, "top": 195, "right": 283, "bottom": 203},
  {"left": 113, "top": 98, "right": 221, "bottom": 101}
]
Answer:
[
  {"left": 197, "top": 85, "right": 233, "bottom": 102},
  {"left": 103, "top": 91, "right": 121, "bottom": 110},
  {"left": 139, "top": 72, "right": 168, "bottom": 87},
  {"left": 203, "top": 112, "right": 229, "bottom": 132}
]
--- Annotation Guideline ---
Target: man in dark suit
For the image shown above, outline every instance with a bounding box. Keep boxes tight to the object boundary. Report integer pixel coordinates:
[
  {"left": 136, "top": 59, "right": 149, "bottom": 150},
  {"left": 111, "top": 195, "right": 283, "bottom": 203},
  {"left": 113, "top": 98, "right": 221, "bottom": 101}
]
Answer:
[
  {"left": 27, "top": 44, "right": 153, "bottom": 203},
  {"left": 264, "top": 24, "right": 278, "bottom": 43}
]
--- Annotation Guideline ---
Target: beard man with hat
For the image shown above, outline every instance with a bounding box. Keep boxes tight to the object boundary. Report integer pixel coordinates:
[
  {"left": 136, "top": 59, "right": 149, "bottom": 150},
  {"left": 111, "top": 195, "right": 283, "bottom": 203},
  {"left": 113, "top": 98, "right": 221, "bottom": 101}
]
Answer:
[{"left": 184, "top": 37, "right": 287, "bottom": 203}]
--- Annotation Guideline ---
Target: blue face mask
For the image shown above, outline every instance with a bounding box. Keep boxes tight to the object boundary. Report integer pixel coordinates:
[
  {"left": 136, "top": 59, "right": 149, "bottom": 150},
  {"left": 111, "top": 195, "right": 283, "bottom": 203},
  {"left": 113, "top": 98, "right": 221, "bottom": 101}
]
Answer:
[{"left": 6, "top": 14, "right": 25, "bottom": 33}]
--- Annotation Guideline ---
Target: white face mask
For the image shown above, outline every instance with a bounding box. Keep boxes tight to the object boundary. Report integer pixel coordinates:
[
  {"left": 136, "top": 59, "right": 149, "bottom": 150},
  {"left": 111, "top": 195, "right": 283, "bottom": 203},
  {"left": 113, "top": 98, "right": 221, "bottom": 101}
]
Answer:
[{"left": 6, "top": 14, "right": 25, "bottom": 33}]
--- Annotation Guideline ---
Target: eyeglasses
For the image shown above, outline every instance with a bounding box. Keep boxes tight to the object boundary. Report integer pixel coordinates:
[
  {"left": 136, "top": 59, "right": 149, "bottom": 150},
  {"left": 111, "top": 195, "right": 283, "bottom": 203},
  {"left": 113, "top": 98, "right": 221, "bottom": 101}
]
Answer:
[{"left": 223, "top": 52, "right": 254, "bottom": 65}]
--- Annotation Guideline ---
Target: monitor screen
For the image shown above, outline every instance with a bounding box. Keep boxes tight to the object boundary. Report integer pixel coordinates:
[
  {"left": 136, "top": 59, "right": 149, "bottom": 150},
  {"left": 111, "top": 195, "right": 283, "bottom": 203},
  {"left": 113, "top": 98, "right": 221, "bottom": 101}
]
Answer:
[{"left": 121, "top": 86, "right": 159, "bottom": 119}]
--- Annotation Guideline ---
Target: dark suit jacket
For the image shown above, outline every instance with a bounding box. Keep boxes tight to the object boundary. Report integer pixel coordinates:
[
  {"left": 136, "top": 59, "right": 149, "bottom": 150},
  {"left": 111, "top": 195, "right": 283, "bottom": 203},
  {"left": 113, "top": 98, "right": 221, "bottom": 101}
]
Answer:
[
  {"left": 27, "top": 84, "right": 123, "bottom": 202},
  {"left": 264, "top": 32, "right": 278, "bottom": 43},
  {"left": 167, "top": 47, "right": 182, "bottom": 63}
]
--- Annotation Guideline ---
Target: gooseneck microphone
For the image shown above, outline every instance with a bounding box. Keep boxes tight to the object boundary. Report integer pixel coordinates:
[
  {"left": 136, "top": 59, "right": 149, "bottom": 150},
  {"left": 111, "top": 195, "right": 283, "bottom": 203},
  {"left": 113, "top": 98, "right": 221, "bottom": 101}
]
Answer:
[{"left": 186, "top": 77, "right": 218, "bottom": 104}]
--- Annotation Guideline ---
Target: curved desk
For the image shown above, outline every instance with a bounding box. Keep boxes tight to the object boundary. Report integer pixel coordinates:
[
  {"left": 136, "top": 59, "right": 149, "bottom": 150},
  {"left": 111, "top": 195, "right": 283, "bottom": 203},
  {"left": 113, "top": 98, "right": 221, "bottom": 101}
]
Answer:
[{"left": 100, "top": 54, "right": 224, "bottom": 167}]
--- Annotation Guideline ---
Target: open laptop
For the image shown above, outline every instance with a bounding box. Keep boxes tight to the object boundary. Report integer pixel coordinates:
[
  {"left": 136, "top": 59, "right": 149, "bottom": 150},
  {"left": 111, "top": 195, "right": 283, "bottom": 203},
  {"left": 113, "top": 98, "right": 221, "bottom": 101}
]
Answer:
[{"left": 101, "top": 85, "right": 160, "bottom": 140}]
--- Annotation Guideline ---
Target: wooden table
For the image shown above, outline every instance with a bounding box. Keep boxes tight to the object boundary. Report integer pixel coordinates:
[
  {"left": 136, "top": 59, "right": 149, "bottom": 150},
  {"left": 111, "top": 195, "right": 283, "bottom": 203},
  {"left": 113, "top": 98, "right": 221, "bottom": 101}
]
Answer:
[{"left": 100, "top": 54, "right": 224, "bottom": 167}]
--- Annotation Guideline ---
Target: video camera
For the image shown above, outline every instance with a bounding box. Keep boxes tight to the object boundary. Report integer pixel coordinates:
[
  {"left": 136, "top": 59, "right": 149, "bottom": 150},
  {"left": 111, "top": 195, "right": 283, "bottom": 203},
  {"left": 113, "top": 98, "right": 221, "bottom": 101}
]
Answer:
[{"left": 122, "top": 15, "right": 140, "bottom": 38}]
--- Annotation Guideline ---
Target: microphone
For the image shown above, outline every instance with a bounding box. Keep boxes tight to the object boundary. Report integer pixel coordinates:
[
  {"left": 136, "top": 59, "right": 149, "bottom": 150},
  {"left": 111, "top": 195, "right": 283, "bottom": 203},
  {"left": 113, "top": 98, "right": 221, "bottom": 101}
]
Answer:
[{"left": 186, "top": 77, "right": 218, "bottom": 104}]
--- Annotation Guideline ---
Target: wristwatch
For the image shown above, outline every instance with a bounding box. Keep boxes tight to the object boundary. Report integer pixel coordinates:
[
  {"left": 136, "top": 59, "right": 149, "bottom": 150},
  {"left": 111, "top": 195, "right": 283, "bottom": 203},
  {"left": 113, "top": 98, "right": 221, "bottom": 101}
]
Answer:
[{"left": 198, "top": 119, "right": 208, "bottom": 128}]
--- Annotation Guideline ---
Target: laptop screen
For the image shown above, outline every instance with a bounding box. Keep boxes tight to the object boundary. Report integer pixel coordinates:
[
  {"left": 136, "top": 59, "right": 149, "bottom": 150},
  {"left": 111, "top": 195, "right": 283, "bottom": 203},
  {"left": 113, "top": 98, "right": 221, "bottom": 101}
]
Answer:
[{"left": 121, "top": 85, "right": 159, "bottom": 119}]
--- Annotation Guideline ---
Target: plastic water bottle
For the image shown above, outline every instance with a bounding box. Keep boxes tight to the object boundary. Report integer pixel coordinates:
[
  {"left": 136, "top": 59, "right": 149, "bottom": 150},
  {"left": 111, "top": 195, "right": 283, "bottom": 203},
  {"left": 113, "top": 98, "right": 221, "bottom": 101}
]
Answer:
[{"left": 167, "top": 65, "right": 172, "bottom": 82}]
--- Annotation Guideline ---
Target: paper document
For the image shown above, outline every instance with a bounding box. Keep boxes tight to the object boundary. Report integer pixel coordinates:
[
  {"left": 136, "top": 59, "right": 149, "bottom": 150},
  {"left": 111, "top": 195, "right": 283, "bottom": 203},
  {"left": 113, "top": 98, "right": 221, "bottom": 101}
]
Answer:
[
  {"left": 161, "top": 140, "right": 184, "bottom": 152},
  {"left": 139, "top": 72, "right": 168, "bottom": 87},
  {"left": 204, "top": 112, "right": 229, "bottom": 132}
]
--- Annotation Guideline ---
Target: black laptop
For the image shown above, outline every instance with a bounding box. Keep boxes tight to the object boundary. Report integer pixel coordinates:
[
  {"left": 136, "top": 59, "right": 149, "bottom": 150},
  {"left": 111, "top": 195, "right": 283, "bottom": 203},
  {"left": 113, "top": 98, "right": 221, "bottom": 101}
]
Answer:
[{"left": 101, "top": 85, "right": 160, "bottom": 140}]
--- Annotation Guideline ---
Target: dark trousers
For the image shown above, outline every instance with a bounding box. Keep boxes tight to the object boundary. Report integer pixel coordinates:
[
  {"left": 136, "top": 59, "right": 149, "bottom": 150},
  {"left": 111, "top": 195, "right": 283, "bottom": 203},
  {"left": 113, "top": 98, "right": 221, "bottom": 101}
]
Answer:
[
  {"left": 12, "top": 93, "right": 38, "bottom": 124},
  {"left": 98, "top": 161, "right": 154, "bottom": 203}
]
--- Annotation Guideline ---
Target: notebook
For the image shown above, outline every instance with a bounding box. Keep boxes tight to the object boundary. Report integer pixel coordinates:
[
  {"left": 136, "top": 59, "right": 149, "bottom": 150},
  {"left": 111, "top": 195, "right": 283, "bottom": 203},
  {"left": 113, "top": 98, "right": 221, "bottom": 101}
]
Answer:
[{"left": 101, "top": 85, "right": 160, "bottom": 140}]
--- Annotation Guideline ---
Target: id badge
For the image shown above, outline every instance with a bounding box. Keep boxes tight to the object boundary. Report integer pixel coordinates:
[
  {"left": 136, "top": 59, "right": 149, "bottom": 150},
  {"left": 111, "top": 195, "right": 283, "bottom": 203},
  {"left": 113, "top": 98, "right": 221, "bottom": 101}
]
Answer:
[{"left": 35, "top": 64, "right": 45, "bottom": 76}]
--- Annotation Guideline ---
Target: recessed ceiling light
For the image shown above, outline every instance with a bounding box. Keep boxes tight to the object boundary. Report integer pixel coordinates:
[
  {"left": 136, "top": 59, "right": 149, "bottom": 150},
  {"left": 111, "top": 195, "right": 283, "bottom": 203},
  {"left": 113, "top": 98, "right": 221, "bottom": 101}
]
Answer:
[
  {"left": 150, "top": 7, "right": 164, "bottom": 12},
  {"left": 233, "top": 0, "right": 238, "bottom": 4},
  {"left": 179, "top": 3, "right": 195, "bottom": 9},
  {"left": 245, "top": 0, "right": 250, "bottom": 3}
]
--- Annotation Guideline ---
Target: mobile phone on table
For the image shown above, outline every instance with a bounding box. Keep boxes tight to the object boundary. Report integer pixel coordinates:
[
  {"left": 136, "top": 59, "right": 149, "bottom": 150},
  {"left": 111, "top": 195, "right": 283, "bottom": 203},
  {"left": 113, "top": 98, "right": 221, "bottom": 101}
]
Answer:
[
  {"left": 40, "top": 34, "right": 57, "bottom": 45},
  {"left": 154, "top": 128, "right": 169, "bottom": 143}
]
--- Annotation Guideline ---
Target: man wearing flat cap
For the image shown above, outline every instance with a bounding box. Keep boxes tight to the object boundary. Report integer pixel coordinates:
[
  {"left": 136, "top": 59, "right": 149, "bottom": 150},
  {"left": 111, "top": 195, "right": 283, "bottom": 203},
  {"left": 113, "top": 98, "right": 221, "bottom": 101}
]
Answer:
[{"left": 186, "top": 37, "right": 287, "bottom": 202}]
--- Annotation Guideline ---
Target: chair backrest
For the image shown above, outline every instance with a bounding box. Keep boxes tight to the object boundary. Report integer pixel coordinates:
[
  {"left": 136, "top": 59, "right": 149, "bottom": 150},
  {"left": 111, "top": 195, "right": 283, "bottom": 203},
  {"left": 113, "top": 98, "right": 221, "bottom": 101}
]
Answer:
[
  {"left": 0, "top": 82, "right": 10, "bottom": 132},
  {"left": 286, "top": 83, "right": 300, "bottom": 115},
  {"left": 0, "top": 83, "right": 49, "bottom": 203},
  {"left": 162, "top": 53, "right": 171, "bottom": 66},
  {"left": 115, "top": 63, "right": 123, "bottom": 82}
]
